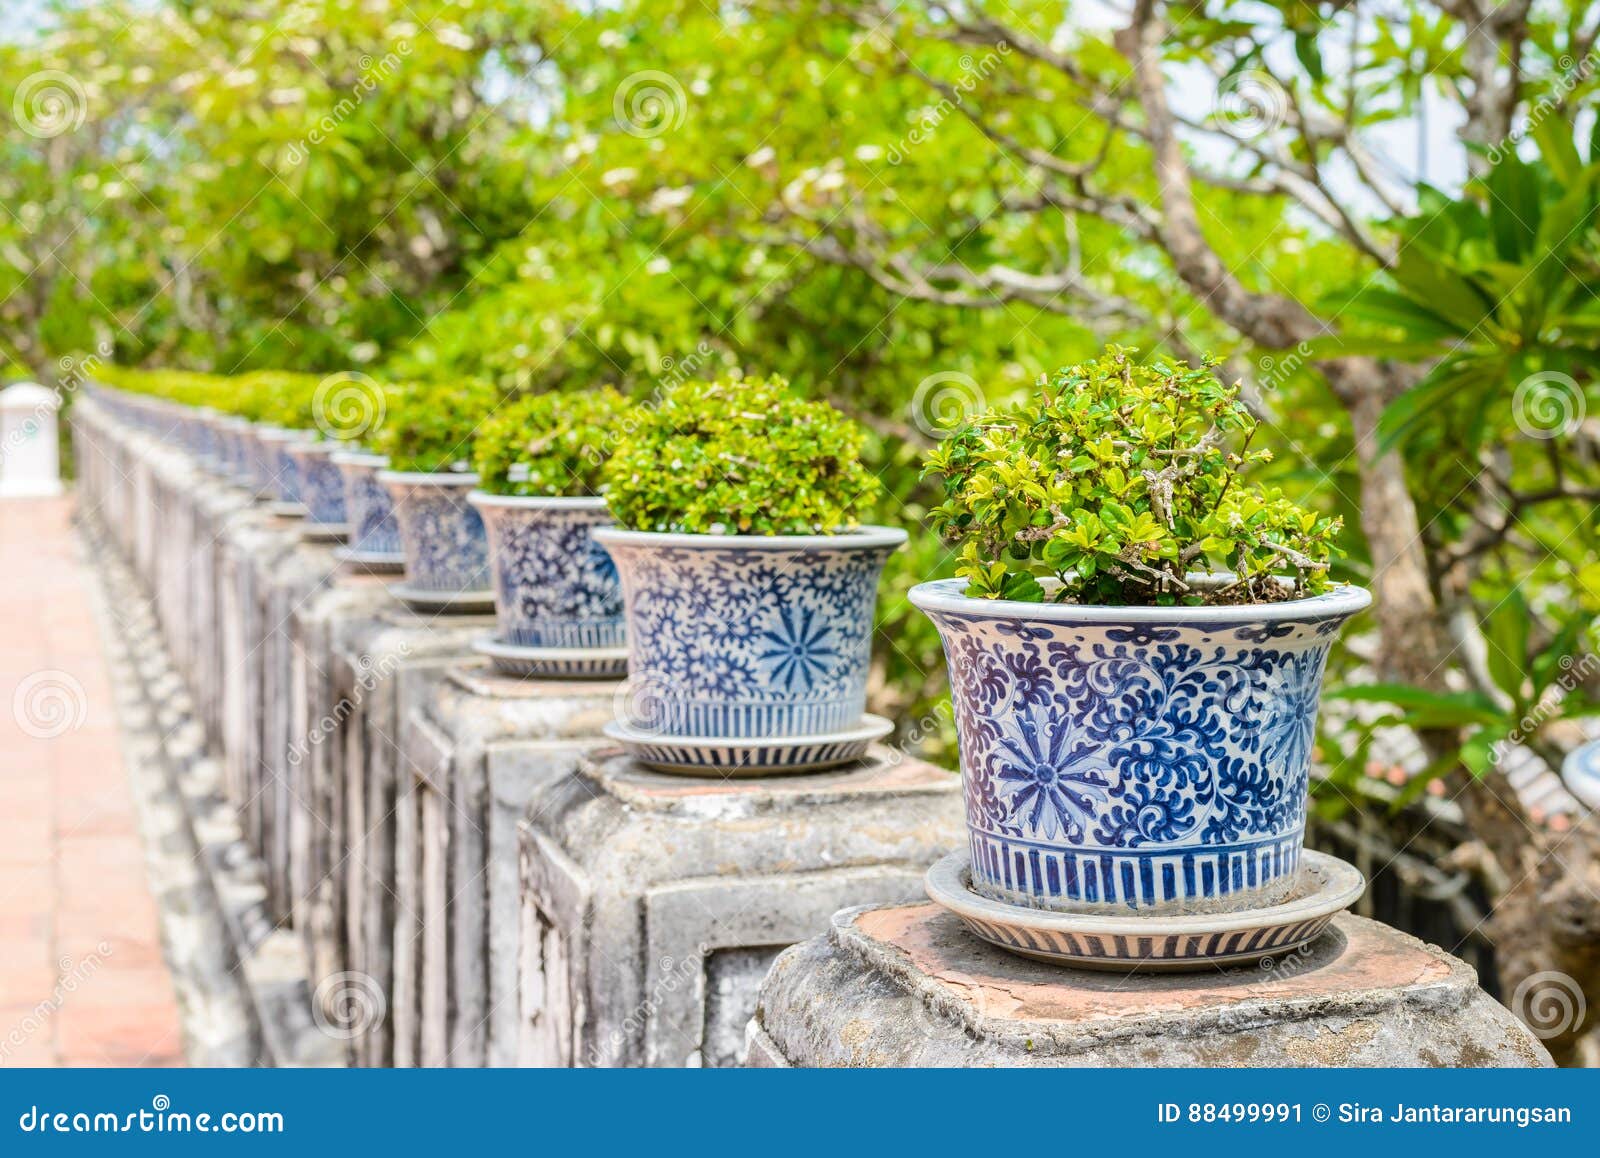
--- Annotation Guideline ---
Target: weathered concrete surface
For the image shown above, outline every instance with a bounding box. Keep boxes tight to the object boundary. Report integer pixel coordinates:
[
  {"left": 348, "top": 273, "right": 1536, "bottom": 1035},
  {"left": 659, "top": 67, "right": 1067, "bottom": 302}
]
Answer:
[
  {"left": 225, "top": 522, "right": 339, "bottom": 922},
  {"left": 73, "top": 395, "right": 486, "bottom": 1066},
  {"left": 749, "top": 904, "right": 1553, "bottom": 1067},
  {"left": 74, "top": 395, "right": 345, "bottom": 926},
  {"left": 82, "top": 498, "right": 341, "bottom": 1066},
  {"left": 285, "top": 578, "right": 393, "bottom": 1001},
  {"left": 517, "top": 750, "right": 963, "bottom": 1067},
  {"left": 396, "top": 662, "right": 620, "bottom": 1068},
  {"left": 323, "top": 606, "right": 495, "bottom": 1067}
]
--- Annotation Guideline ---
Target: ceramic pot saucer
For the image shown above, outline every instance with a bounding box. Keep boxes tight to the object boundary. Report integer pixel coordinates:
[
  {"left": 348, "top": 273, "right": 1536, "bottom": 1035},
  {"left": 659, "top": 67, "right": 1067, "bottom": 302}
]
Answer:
[
  {"left": 266, "top": 501, "right": 308, "bottom": 519},
  {"left": 471, "top": 635, "right": 628, "bottom": 679},
  {"left": 386, "top": 583, "right": 495, "bottom": 614},
  {"left": 925, "top": 849, "right": 1365, "bottom": 973},
  {"left": 299, "top": 522, "right": 348, "bottom": 543},
  {"left": 1562, "top": 740, "right": 1600, "bottom": 812},
  {"left": 333, "top": 546, "right": 405, "bottom": 574},
  {"left": 601, "top": 714, "right": 893, "bottom": 777}
]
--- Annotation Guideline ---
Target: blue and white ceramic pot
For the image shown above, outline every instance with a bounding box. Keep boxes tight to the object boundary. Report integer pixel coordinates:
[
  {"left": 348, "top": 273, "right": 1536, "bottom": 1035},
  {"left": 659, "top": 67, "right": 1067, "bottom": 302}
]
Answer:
[
  {"left": 193, "top": 408, "right": 227, "bottom": 470},
  {"left": 247, "top": 424, "right": 290, "bottom": 498},
  {"left": 286, "top": 441, "right": 348, "bottom": 527},
  {"left": 259, "top": 428, "right": 307, "bottom": 505},
  {"left": 188, "top": 411, "right": 213, "bottom": 458},
  {"left": 591, "top": 526, "right": 907, "bottom": 738},
  {"left": 333, "top": 451, "right": 402, "bottom": 557},
  {"left": 380, "top": 470, "right": 490, "bottom": 595},
  {"left": 469, "top": 493, "right": 625, "bottom": 649},
  {"left": 909, "top": 579, "right": 1371, "bottom": 917},
  {"left": 217, "top": 416, "right": 253, "bottom": 483}
]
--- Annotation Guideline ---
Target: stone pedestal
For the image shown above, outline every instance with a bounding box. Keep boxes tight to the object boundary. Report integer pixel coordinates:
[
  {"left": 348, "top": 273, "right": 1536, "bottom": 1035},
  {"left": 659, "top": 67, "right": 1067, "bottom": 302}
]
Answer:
[
  {"left": 283, "top": 578, "right": 395, "bottom": 1001},
  {"left": 322, "top": 607, "right": 497, "bottom": 1066},
  {"left": 748, "top": 903, "right": 1552, "bottom": 1067},
  {"left": 396, "top": 662, "right": 620, "bottom": 1068},
  {"left": 221, "top": 519, "right": 339, "bottom": 916},
  {"left": 516, "top": 750, "right": 963, "bottom": 1068}
]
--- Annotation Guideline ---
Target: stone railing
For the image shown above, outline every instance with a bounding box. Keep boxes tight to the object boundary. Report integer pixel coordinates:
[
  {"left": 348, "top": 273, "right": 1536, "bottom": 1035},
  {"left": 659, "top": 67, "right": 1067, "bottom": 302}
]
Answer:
[{"left": 69, "top": 388, "right": 1552, "bottom": 1069}]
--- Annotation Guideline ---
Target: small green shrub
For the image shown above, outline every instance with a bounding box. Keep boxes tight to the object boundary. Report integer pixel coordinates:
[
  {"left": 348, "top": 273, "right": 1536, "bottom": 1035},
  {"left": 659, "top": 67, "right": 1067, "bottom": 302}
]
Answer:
[
  {"left": 99, "top": 367, "right": 231, "bottom": 411},
  {"left": 368, "top": 379, "right": 501, "bottom": 472},
  {"left": 472, "top": 387, "right": 632, "bottom": 497},
  {"left": 603, "top": 375, "right": 878, "bottom": 534},
  {"left": 925, "top": 348, "right": 1342, "bottom": 605},
  {"left": 240, "top": 371, "right": 323, "bottom": 430}
]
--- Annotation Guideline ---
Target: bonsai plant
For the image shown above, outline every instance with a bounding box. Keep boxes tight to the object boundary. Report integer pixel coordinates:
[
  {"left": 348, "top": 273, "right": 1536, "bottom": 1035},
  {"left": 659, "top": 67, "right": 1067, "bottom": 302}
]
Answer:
[
  {"left": 468, "top": 387, "right": 633, "bottom": 676},
  {"left": 370, "top": 379, "right": 501, "bottom": 603},
  {"left": 593, "top": 374, "right": 906, "bottom": 772},
  {"left": 911, "top": 348, "right": 1370, "bottom": 917}
]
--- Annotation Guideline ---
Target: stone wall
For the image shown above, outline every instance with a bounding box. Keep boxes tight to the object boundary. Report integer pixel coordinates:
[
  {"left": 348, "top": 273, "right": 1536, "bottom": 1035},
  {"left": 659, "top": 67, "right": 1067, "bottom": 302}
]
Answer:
[
  {"left": 70, "top": 392, "right": 967, "bottom": 1066},
  {"left": 71, "top": 391, "right": 1546, "bottom": 1070}
]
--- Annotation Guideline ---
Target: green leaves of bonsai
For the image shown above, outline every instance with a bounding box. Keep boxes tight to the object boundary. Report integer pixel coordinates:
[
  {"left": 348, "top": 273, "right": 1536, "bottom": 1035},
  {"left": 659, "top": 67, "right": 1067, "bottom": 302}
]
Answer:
[
  {"left": 473, "top": 387, "right": 631, "bottom": 497},
  {"left": 602, "top": 375, "right": 878, "bottom": 535},
  {"left": 369, "top": 379, "right": 502, "bottom": 474},
  {"left": 924, "top": 348, "right": 1342, "bottom": 606}
]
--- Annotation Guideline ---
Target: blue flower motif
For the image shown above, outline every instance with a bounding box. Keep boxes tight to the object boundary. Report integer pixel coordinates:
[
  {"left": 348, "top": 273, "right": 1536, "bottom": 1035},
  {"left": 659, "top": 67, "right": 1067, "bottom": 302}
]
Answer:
[
  {"left": 756, "top": 603, "right": 839, "bottom": 693},
  {"left": 1257, "top": 650, "right": 1324, "bottom": 774},
  {"left": 994, "top": 710, "right": 1113, "bottom": 841}
]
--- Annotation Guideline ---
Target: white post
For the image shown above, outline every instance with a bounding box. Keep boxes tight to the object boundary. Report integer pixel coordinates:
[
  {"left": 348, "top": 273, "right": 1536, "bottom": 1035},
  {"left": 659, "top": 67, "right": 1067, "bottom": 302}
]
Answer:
[{"left": 0, "top": 382, "right": 64, "bottom": 498}]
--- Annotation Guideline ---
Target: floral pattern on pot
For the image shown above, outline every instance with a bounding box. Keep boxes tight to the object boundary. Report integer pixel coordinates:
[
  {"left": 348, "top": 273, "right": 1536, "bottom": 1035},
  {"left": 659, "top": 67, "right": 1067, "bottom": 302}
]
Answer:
[
  {"left": 593, "top": 526, "right": 907, "bottom": 738},
  {"left": 471, "top": 494, "right": 624, "bottom": 649},
  {"left": 247, "top": 426, "right": 292, "bottom": 497},
  {"left": 180, "top": 411, "right": 211, "bottom": 459},
  {"left": 287, "top": 442, "right": 347, "bottom": 527},
  {"left": 380, "top": 471, "right": 489, "bottom": 595},
  {"left": 219, "top": 418, "right": 253, "bottom": 483},
  {"left": 909, "top": 578, "right": 1371, "bottom": 916},
  {"left": 259, "top": 430, "right": 305, "bottom": 504},
  {"left": 194, "top": 411, "right": 226, "bottom": 470},
  {"left": 335, "top": 452, "right": 402, "bottom": 557}
]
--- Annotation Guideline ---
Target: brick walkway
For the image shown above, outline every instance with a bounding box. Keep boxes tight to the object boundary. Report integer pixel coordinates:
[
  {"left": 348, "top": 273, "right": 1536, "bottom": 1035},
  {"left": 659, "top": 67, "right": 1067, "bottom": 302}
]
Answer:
[{"left": 0, "top": 495, "right": 184, "bottom": 1066}]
